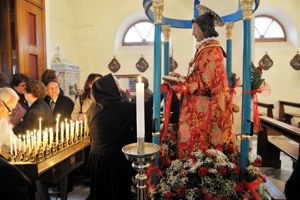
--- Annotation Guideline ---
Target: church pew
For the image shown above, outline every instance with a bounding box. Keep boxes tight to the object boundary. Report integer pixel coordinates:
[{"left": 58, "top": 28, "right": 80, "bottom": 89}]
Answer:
[
  {"left": 265, "top": 177, "right": 286, "bottom": 200},
  {"left": 258, "top": 102, "right": 274, "bottom": 118},
  {"left": 278, "top": 100, "right": 300, "bottom": 125},
  {"left": 256, "top": 116, "right": 300, "bottom": 169}
]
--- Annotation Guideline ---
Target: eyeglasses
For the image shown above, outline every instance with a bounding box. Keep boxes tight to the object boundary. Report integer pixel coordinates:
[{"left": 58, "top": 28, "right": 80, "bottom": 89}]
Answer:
[{"left": 1, "top": 100, "right": 13, "bottom": 115}]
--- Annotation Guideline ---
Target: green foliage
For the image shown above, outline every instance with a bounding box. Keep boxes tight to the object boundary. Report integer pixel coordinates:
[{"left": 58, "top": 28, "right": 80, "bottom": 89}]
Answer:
[{"left": 251, "top": 62, "right": 265, "bottom": 90}]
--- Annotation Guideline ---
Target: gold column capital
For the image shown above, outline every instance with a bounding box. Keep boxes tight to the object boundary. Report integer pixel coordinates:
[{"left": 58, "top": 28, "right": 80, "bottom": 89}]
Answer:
[
  {"left": 153, "top": 0, "right": 164, "bottom": 24},
  {"left": 226, "top": 22, "right": 234, "bottom": 40},
  {"left": 162, "top": 25, "right": 171, "bottom": 42},
  {"left": 241, "top": 0, "right": 254, "bottom": 20}
]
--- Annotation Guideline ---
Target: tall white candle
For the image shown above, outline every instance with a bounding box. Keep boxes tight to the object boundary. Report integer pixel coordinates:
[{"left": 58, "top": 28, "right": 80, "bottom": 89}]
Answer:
[{"left": 136, "top": 76, "right": 145, "bottom": 138}]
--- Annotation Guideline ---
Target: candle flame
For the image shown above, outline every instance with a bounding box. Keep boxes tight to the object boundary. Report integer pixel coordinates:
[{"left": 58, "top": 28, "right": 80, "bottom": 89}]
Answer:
[{"left": 138, "top": 76, "right": 142, "bottom": 83}]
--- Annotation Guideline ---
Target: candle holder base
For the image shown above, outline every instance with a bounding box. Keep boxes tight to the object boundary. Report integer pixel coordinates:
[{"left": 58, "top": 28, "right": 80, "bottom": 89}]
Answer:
[{"left": 122, "top": 142, "right": 160, "bottom": 200}]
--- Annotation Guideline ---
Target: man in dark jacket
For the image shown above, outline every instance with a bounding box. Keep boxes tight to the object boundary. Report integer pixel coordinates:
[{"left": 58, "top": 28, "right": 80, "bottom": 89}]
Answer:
[{"left": 45, "top": 80, "right": 74, "bottom": 120}]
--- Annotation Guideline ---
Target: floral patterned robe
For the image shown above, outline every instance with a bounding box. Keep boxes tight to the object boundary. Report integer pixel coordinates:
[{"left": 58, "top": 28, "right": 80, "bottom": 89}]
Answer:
[{"left": 177, "top": 39, "right": 235, "bottom": 159}]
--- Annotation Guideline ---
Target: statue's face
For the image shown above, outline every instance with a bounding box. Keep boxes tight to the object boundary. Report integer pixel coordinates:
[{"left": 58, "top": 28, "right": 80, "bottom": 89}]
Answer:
[{"left": 192, "top": 23, "right": 204, "bottom": 42}]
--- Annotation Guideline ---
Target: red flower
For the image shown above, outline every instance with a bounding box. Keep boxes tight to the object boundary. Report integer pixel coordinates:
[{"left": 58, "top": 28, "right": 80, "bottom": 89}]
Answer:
[
  {"left": 233, "top": 165, "right": 241, "bottom": 174},
  {"left": 170, "top": 131, "right": 176, "bottom": 140},
  {"left": 218, "top": 166, "right": 227, "bottom": 176},
  {"left": 163, "top": 191, "right": 173, "bottom": 199},
  {"left": 235, "top": 181, "right": 247, "bottom": 193},
  {"left": 198, "top": 167, "right": 208, "bottom": 177},
  {"left": 180, "top": 142, "right": 189, "bottom": 151},
  {"left": 216, "top": 144, "right": 223, "bottom": 152},
  {"left": 161, "top": 156, "right": 172, "bottom": 166},
  {"left": 253, "top": 158, "right": 263, "bottom": 167},
  {"left": 226, "top": 143, "right": 236, "bottom": 154},
  {"left": 256, "top": 66, "right": 263, "bottom": 73},
  {"left": 176, "top": 187, "right": 186, "bottom": 198},
  {"left": 200, "top": 141, "right": 209, "bottom": 150}
]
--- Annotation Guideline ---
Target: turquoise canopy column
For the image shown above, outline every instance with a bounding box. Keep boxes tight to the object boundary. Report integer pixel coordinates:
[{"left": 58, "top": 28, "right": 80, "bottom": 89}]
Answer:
[
  {"left": 162, "top": 25, "right": 171, "bottom": 76},
  {"left": 240, "top": 0, "right": 254, "bottom": 174},
  {"left": 152, "top": 0, "right": 164, "bottom": 145},
  {"left": 225, "top": 22, "right": 234, "bottom": 87}
]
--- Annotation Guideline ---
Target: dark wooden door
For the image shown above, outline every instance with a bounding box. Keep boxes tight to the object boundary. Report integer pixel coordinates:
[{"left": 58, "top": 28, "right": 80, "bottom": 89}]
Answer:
[
  {"left": 0, "top": 0, "right": 12, "bottom": 76},
  {"left": 15, "top": 0, "right": 46, "bottom": 80}
]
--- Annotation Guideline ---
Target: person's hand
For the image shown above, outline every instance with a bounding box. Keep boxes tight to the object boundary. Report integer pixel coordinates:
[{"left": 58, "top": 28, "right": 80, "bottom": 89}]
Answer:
[{"left": 77, "top": 113, "right": 86, "bottom": 121}]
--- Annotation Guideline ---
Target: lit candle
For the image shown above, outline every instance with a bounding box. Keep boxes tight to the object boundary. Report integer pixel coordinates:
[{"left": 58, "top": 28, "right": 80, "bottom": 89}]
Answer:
[
  {"left": 49, "top": 128, "right": 53, "bottom": 146},
  {"left": 23, "top": 135, "right": 26, "bottom": 152},
  {"left": 61, "top": 121, "right": 64, "bottom": 142},
  {"left": 84, "top": 117, "right": 88, "bottom": 136},
  {"left": 18, "top": 135, "right": 22, "bottom": 152},
  {"left": 66, "top": 120, "right": 69, "bottom": 142},
  {"left": 13, "top": 139, "right": 17, "bottom": 156},
  {"left": 31, "top": 132, "right": 34, "bottom": 152},
  {"left": 70, "top": 120, "right": 74, "bottom": 141},
  {"left": 136, "top": 76, "right": 145, "bottom": 138},
  {"left": 9, "top": 124, "right": 13, "bottom": 155},
  {"left": 26, "top": 131, "right": 29, "bottom": 148},
  {"left": 39, "top": 117, "right": 42, "bottom": 136},
  {"left": 75, "top": 120, "right": 79, "bottom": 139},
  {"left": 33, "top": 131, "right": 36, "bottom": 150},
  {"left": 56, "top": 114, "right": 60, "bottom": 143},
  {"left": 80, "top": 120, "right": 83, "bottom": 137}
]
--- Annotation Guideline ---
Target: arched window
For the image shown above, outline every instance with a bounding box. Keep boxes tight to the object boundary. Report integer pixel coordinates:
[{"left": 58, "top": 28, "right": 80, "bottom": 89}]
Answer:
[
  {"left": 254, "top": 15, "right": 287, "bottom": 42},
  {"left": 122, "top": 20, "right": 164, "bottom": 46}
]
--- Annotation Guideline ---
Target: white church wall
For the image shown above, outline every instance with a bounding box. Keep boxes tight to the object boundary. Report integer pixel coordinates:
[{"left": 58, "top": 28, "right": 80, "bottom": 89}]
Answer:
[
  {"left": 45, "top": 0, "right": 300, "bottom": 132},
  {"left": 46, "top": 0, "right": 78, "bottom": 67},
  {"left": 253, "top": 0, "right": 300, "bottom": 123}
]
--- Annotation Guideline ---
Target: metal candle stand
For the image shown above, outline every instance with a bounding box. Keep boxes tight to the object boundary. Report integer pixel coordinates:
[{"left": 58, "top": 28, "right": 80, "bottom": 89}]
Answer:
[{"left": 122, "top": 139, "right": 160, "bottom": 200}]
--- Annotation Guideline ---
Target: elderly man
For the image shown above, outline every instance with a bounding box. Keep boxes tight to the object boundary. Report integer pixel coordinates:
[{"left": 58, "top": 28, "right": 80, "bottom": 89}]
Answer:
[
  {"left": 0, "top": 87, "right": 35, "bottom": 199},
  {"left": 45, "top": 80, "right": 74, "bottom": 120},
  {"left": 0, "top": 87, "right": 19, "bottom": 156}
]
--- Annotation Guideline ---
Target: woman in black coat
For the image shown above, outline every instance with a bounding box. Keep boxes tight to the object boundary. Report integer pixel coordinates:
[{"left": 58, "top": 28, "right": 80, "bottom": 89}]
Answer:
[
  {"left": 87, "top": 74, "right": 151, "bottom": 200},
  {"left": 13, "top": 80, "right": 54, "bottom": 135}
]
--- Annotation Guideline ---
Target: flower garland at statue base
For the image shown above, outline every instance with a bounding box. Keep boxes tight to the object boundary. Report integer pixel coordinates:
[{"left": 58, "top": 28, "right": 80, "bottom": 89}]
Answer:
[{"left": 146, "top": 133, "right": 270, "bottom": 200}]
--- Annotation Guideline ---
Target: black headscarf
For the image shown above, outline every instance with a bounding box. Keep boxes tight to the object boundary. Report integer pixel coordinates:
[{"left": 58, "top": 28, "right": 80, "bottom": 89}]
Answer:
[{"left": 92, "top": 74, "right": 121, "bottom": 105}]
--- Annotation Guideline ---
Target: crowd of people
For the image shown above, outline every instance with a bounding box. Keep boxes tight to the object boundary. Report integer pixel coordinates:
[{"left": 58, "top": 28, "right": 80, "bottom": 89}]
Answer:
[
  {"left": 0, "top": 69, "right": 154, "bottom": 200},
  {"left": 0, "top": 5, "right": 299, "bottom": 200}
]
